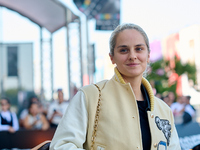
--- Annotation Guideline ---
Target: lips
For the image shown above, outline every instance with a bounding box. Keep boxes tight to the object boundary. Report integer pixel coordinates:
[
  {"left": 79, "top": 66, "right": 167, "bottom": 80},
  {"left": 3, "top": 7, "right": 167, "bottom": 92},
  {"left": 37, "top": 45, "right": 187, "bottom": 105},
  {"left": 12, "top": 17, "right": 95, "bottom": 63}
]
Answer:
[{"left": 126, "top": 63, "right": 139, "bottom": 66}]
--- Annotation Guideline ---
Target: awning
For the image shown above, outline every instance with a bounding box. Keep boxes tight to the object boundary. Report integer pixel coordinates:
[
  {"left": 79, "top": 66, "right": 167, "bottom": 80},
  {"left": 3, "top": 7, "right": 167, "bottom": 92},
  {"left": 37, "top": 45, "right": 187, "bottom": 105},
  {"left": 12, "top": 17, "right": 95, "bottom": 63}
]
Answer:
[{"left": 0, "top": 0, "right": 78, "bottom": 33}]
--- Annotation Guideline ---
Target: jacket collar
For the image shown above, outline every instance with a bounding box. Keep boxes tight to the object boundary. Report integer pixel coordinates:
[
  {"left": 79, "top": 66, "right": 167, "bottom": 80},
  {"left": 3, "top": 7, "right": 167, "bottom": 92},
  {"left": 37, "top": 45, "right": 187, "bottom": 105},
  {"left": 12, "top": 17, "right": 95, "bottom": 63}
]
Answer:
[{"left": 113, "top": 67, "right": 154, "bottom": 111}]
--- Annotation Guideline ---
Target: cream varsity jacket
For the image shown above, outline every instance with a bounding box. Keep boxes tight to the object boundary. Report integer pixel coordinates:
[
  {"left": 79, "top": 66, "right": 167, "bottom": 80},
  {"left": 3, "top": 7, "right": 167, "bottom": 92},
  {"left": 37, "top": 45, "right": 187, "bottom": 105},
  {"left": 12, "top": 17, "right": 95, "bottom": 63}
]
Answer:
[{"left": 50, "top": 69, "right": 181, "bottom": 150}]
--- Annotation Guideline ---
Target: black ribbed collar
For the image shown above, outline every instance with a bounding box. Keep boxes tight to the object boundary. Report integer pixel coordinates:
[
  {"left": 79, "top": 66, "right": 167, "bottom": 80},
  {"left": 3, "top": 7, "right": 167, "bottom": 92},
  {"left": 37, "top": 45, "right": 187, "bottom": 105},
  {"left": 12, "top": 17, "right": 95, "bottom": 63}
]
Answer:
[{"left": 141, "top": 84, "right": 151, "bottom": 111}]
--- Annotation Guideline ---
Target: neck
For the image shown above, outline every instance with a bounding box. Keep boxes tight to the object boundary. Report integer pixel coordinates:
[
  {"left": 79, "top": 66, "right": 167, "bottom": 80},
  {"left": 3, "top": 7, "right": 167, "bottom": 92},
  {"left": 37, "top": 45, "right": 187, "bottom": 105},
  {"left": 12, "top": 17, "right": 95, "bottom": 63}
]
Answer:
[
  {"left": 132, "top": 86, "right": 144, "bottom": 101},
  {"left": 123, "top": 75, "right": 144, "bottom": 101},
  {"left": 2, "top": 110, "right": 9, "bottom": 112},
  {"left": 114, "top": 67, "right": 145, "bottom": 101}
]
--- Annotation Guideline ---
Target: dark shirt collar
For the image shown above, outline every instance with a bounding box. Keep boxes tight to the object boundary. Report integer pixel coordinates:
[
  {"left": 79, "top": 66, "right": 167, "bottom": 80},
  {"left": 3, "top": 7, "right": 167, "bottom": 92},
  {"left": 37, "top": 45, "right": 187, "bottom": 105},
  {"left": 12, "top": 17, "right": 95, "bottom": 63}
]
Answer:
[{"left": 141, "top": 84, "right": 151, "bottom": 111}]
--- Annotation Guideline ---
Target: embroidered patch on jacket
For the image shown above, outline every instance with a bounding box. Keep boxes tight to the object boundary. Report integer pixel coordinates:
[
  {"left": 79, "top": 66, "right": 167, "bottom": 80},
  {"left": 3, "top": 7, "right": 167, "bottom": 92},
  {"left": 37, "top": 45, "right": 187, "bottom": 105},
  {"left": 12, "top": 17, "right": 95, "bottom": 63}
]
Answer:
[
  {"left": 155, "top": 116, "right": 171, "bottom": 146},
  {"left": 97, "top": 146, "right": 105, "bottom": 150},
  {"left": 157, "top": 141, "right": 167, "bottom": 150}
]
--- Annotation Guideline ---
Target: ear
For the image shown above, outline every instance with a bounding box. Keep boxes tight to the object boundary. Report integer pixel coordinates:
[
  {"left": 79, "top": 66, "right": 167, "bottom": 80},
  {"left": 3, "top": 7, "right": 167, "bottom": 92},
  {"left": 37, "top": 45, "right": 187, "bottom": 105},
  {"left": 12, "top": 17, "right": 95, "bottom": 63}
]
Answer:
[
  {"left": 109, "top": 53, "right": 115, "bottom": 64},
  {"left": 147, "top": 53, "right": 150, "bottom": 63}
]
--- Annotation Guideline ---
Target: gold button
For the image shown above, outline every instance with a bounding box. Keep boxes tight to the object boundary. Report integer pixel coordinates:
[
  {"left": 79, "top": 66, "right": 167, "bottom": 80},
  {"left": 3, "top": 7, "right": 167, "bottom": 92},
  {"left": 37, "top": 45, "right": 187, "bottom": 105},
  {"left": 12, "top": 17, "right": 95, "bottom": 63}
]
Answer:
[
  {"left": 132, "top": 116, "right": 135, "bottom": 118},
  {"left": 150, "top": 114, "right": 154, "bottom": 118},
  {"left": 154, "top": 143, "right": 157, "bottom": 148},
  {"left": 137, "top": 146, "right": 139, "bottom": 149}
]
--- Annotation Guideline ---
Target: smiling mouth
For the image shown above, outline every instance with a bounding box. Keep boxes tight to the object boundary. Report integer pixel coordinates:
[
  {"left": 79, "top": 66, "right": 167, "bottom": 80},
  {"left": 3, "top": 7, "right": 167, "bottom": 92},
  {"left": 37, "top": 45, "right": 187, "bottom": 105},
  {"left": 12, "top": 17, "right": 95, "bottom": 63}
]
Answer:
[{"left": 127, "top": 63, "right": 139, "bottom": 66}]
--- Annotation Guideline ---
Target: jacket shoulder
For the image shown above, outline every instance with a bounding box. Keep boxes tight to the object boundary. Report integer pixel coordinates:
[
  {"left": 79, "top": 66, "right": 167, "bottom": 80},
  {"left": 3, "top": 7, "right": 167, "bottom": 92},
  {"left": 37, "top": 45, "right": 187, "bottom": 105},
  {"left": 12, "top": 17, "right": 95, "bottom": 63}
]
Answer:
[
  {"left": 80, "top": 80, "right": 108, "bottom": 93},
  {"left": 154, "top": 96, "right": 172, "bottom": 112},
  {"left": 79, "top": 80, "right": 108, "bottom": 106}
]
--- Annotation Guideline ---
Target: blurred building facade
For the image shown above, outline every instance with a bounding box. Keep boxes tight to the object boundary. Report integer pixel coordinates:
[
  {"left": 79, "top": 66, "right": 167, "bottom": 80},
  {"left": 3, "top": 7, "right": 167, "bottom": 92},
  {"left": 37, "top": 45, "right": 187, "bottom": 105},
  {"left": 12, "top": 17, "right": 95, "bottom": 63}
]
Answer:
[
  {"left": 161, "top": 25, "right": 200, "bottom": 105},
  {"left": 0, "top": 43, "right": 33, "bottom": 94},
  {"left": 179, "top": 25, "right": 200, "bottom": 105},
  {"left": 179, "top": 25, "right": 200, "bottom": 90}
]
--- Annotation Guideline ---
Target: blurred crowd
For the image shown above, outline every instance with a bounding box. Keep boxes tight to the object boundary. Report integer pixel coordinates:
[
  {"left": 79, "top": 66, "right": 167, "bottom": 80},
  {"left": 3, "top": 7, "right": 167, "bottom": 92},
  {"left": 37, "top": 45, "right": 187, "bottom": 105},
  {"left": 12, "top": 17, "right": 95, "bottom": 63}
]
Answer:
[
  {"left": 0, "top": 89, "right": 197, "bottom": 134},
  {"left": 156, "top": 91, "right": 196, "bottom": 125},
  {"left": 0, "top": 89, "right": 70, "bottom": 133}
]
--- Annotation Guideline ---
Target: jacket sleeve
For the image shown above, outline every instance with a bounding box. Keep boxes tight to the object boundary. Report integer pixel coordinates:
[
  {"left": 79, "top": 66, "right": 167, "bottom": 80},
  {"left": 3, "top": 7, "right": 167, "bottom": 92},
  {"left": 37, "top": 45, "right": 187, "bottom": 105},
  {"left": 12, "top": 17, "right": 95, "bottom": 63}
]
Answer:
[
  {"left": 50, "top": 91, "right": 88, "bottom": 150},
  {"left": 168, "top": 110, "right": 181, "bottom": 150}
]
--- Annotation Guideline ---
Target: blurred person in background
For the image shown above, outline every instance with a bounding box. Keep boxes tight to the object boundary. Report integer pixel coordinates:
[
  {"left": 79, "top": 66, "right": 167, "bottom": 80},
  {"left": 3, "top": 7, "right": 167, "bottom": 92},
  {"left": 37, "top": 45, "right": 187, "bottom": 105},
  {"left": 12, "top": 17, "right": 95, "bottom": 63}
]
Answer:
[
  {"left": 170, "top": 95, "right": 195, "bottom": 124},
  {"left": 170, "top": 96, "right": 185, "bottom": 124},
  {"left": 0, "top": 97, "right": 19, "bottom": 133},
  {"left": 155, "top": 93, "right": 162, "bottom": 99},
  {"left": 47, "top": 89, "right": 69, "bottom": 128},
  {"left": 185, "top": 95, "right": 196, "bottom": 111},
  {"left": 23, "top": 101, "right": 49, "bottom": 130},
  {"left": 19, "top": 96, "right": 46, "bottom": 128},
  {"left": 182, "top": 95, "right": 196, "bottom": 124},
  {"left": 168, "top": 91, "right": 176, "bottom": 107},
  {"left": 162, "top": 95, "right": 171, "bottom": 107}
]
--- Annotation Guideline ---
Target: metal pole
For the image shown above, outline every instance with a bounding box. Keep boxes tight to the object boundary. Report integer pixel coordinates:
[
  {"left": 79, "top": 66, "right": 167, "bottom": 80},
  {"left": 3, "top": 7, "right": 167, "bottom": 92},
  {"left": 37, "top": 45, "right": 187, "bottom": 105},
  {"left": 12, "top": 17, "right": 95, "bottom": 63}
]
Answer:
[
  {"left": 0, "top": 6, "right": 4, "bottom": 96},
  {"left": 50, "top": 33, "right": 54, "bottom": 99},
  {"left": 18, "top": 68, "right": 21, "bottom": 91},
  {"left": 40, "top": 26, "right": 44, "bottom": 100},
  {"left": 85, "top": 18, "right": 93, "bottom": 84},
  {"left": 79, "top": 17, "right": 83, "bottom": 87},
  {"left": 66, "top": 8, "right": 72, "bottom": 99},
  {"left": 66, "top": 22, "right": 71, "bottom": 99},
  {"left": 0, "top": 42, "right": 4, "bottom": 96}
]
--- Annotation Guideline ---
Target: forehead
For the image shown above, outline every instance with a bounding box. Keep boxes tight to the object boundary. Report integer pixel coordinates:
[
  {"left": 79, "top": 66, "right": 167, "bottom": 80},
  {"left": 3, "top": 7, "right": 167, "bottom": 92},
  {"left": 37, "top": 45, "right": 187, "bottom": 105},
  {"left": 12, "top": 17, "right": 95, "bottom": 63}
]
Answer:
[
  {"left": 58, "top": 91, "right": 63, "bottom": 95},
  {"left": 30, "top": 103, "right": 39, "bottom": 108},
  {"left": 115, "top": 29, "right": 145, "bottom": 45},
  {"left": 1, "top": 99, "right": 8, "bottom": 103}
]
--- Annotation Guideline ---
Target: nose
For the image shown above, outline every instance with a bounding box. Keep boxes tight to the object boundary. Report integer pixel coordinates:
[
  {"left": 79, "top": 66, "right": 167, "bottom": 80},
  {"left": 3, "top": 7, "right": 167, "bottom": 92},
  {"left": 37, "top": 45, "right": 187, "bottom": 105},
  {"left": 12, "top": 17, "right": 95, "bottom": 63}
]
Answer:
[{"left": 129, "top": 49, "right": 137, "bottom": 60}]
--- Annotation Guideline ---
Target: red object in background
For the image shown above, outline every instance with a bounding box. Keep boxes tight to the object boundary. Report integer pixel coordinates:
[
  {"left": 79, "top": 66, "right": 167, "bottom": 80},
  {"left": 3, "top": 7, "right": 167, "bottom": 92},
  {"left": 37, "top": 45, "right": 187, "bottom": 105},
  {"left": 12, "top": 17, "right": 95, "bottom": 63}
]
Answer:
[
  {"left": 168, "top": 72, "right": 179, "bottom": 86},
  {"left": 83, "top": 74, "right": 90, "bottom": 86},
  {"left": 168, "top": 72, "right": 182, "bottom": 96},
  {"left": 165, "top": 33, "right": 180, "bottom": 60},
  {"left": 176, "top": 76, "right": 182, "bottom": 96}
]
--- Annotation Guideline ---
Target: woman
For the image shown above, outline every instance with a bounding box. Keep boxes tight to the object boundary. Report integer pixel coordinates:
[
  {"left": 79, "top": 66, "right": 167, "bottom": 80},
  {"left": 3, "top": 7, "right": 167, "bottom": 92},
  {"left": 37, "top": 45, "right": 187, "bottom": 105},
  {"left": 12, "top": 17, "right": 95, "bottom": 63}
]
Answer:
[
  {"left": 23, "top": 102, "right": 49, "bottom": 130},
  {"left": 19, "top": 96, "right": 46, "bottom": 128},
  {"left": 50, "top": 23, "right": 181, "bottom": 150},
  {"left": 0, "top": 97, "right": 19, "bottom": 133}
]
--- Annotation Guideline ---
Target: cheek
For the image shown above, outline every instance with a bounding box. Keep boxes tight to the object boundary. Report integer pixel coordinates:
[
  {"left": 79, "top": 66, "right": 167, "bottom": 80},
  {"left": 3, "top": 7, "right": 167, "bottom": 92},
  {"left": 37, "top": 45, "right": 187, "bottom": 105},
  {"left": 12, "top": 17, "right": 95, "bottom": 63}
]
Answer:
[
  {"left": 140, "top": 53, "right": 149, "bottom": 62},
  {"left": 32, "top": 109, "right": 37, "bottom": 114},
  {"left": 115, "top": 54, "right": 128, "bottom": 63},
  {"left": 138, "top": 55, "right": 147, "bottom": 62},
  {"left": 4, "top": 105, "right": 9, "bottom": 110}
]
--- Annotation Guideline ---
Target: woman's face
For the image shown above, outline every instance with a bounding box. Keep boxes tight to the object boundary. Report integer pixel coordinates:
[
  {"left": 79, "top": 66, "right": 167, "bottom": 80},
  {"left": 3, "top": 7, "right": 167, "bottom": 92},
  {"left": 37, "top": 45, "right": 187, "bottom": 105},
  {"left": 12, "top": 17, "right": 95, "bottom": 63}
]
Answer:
[
  {"left": 29, "top": 103, "right": 39, "bottom": 116},
  {"left": 0, "top": 99, "right": 10, "bottom": 112},
  {"left": 110, "top": 29, "right": 150, "bottom": 80}
]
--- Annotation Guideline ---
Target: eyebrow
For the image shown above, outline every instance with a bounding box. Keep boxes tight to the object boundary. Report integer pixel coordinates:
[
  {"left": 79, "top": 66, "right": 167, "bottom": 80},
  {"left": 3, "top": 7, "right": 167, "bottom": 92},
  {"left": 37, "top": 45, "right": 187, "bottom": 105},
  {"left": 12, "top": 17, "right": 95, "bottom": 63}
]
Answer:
[
  {"left": 117, "top": 45, "right": 127, "bottom": 48},
  {"left": 135, "top": 44, "right": 146, "bottom": 47},
  {"left": 117, "top": 44, "right": 146, "bottom": 48}
]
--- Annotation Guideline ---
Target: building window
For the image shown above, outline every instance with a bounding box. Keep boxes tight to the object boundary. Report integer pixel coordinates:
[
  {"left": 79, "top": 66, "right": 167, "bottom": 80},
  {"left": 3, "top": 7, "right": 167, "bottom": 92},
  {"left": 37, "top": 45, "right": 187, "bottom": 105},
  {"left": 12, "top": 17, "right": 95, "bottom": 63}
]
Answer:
[{"left": 7, "top": 46, "right": 18, "bottom": 76}]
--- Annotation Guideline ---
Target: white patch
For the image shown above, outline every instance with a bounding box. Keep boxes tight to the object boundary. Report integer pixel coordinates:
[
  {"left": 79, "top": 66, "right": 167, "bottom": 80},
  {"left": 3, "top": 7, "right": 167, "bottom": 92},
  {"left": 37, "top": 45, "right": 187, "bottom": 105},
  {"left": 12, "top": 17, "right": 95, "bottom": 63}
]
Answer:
[
  {"left": 155, "top": 116, "right": 171, "bottom": 146},
  {"left": 97, "top": 146, "right": 105, "bottom": 150}
]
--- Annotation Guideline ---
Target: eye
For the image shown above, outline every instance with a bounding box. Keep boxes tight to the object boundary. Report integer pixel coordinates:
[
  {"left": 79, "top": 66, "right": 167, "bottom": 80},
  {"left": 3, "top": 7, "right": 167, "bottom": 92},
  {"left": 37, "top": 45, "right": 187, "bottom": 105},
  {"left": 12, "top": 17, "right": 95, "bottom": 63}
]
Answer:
[
  {"left": 120, "top": 49, "right": 128, "bottom": 53},
  {"left": 135, "top": 47, "right": 142, "bottom": 51}
]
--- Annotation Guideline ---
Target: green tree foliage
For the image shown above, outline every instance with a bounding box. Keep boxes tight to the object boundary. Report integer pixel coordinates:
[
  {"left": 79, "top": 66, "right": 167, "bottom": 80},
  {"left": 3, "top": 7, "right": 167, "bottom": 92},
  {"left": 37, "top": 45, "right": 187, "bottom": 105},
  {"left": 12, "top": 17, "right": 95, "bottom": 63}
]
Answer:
[{"left": 147, "top": 56, "right": 196, "bottom": 96}]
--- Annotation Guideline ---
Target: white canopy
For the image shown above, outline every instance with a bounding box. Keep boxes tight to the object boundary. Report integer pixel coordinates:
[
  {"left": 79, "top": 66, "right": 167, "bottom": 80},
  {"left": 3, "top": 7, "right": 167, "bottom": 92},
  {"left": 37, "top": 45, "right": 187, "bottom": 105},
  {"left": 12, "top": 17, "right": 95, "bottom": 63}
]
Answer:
[{"left": 0, "top": 0, "right": 78, "bottom": 33}]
